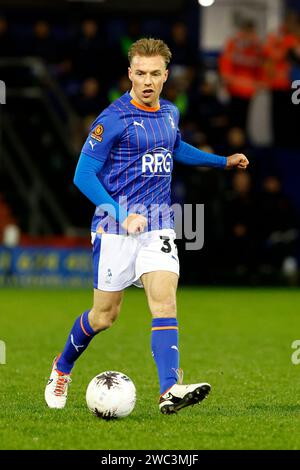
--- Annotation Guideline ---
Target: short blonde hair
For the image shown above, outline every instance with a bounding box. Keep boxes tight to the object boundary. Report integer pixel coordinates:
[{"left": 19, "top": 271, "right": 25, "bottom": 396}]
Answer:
[{"left": 128, "top": 38, "right": 172, "bottom": 68}]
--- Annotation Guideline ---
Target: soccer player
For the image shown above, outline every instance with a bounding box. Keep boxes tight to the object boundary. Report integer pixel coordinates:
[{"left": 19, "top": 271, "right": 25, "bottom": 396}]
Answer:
[{"left": 45, "top": 38, "right": 249, "bottom": 414}]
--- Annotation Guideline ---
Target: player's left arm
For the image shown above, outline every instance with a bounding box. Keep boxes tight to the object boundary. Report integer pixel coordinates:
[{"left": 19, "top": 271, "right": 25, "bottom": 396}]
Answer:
[
  {"left": 172, "top": 107, "right": 249, "bottom": 170},
  {"left": 225, "top": 152, "right": 249, "bottom": 169},
  {"left": 173, "top": 140, "right": 249, "bottom": 170}
]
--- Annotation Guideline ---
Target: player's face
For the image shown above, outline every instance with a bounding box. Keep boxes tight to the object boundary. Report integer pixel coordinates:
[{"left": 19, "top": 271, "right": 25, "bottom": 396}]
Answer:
[{"left": 128, "top": 55, "right": 168, "bottom": 108}]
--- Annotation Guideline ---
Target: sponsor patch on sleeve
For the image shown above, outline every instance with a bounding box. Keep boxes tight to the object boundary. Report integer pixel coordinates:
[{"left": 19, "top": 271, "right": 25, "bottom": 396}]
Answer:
[{"left": 91, "top": 124, "right": 104, "bottom": 142}]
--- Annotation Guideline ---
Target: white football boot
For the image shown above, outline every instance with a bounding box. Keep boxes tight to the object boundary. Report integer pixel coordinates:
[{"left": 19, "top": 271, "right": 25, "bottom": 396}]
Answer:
[
  {"left": 45, "top": 355, "right": 72, "bottom": 409},
  {"left": 159, "top": 370, "right": 211, "bottom": 414}
]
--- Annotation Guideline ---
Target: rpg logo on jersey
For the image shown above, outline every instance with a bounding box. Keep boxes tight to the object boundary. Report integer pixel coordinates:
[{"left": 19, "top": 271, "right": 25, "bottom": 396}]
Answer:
[{"left": 142, "top": 147, "right": 172, "bottom": 178}]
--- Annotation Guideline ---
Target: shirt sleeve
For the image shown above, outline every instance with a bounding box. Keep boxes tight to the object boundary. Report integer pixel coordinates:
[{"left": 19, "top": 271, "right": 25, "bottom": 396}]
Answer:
[
  {"left": 173, "top": 140, "right": 227, "bottom": 169},
  {"left": 73, "top": 152, "right": 128, "bottom": 223},
  {"left": 173, "top": 107, "right": 182, "bottom": 151},
  {"left": 74, "top": 108, "right": 127, "bottom": 223},
  {"left": 80, "top": 109, "right": 123, "bottom": 161},
  {"left": 174, "top": 127, "right": 182, "bottom": 151}
]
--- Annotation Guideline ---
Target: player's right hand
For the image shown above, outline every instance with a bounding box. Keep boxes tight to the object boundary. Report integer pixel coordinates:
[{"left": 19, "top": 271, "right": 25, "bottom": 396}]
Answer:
[{"left": 121, "top": 213, "right": 148, "bottom": 235}]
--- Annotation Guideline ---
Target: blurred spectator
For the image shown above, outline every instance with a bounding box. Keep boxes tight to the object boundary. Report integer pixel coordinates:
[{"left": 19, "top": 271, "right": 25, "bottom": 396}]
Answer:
[
  {"left": 71, "top": 113, "right": 97, "bottom": 154},
  {"left": 82, "top": 114, "right": 97, "bottom": 136},
  {"left": 262, "top": 12, "right": 299, "bottom": 147},
  {"left": 226, "top": 127, "right": 247, "bottom": 153},
  {"left": 73, "top": 19, "right": 106, "bottom": 80},
  {"left": 186, "top": 144, "right": 223, "bottom": 204},
  {"left": 168, "top": 21, "right": 198, "bottom": 67},
  {"left": 107, "top": 75, "right": 131, "bottom": 103},
  {"left": 168, "top": 21, "right": 198, "bottom": 101},
  {"left": 120, "top": 20, "right": 141, "bottom": 58},
  {"left": 27, "top": 20, "right": 59, "bottom": 63},
  {"left": 219, "top": 19, "right": 263, "bottom": 129},
  {"left": 287, "top": 14, "right": 300, "bottom": 148},
  {"left": 163, "top": 79, "right": 190, "bottom": 117},
  {"left": 224, "top": 171, "right": 257, "bottom": 274},
  {"left": 190, "top": 75, "right": 229, "bottom": 145},
  {"left": 221, "top": 127, "right": 254, "bottom": 169},
  {"left": 52, "top": 57, "right": 81, "bottom": 97},
  {"left": 113, "top": 20, "right": 142, "bottom": 77},
  {"left": 74, "top": 78, "right": 107, "bottom": 117},
  {"left": 0, "top": 16, "right": 15, "bottom": 57},
  {"left": 257, "top": 175, "right": 299, "bottom": 273},
  {"left": 288, "top": 16, "right": 300, "bottom": 81}
]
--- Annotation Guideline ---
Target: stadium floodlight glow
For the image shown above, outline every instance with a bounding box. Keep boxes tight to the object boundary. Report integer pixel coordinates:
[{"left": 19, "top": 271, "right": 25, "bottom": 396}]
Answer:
[{"left": 198, "top": 0, "right": 215, "bottom": 6}]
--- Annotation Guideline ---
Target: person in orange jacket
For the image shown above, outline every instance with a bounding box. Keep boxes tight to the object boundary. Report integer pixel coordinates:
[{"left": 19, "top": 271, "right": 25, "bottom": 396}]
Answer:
[
  {"left": 219, "top": 19, "right": 263, "bottom": 129},
  {"left": 262, "top": 12, "right": 298, "bottom": 147}
]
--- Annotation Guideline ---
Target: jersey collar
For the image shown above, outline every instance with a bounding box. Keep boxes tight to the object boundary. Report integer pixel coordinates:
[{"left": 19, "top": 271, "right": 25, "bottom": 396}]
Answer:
[{"left": 127, "top": 92, "right": 160, "bottom": 112}]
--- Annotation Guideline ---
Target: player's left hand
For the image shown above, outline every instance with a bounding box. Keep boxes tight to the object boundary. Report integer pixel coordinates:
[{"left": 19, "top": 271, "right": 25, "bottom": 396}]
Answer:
[{"left": 226, "top": 153, "right": 249, "bottom": 170}]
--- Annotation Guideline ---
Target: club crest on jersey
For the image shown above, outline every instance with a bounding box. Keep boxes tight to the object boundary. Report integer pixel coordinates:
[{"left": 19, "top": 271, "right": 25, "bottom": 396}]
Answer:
[
  {"left": 142, "top": 147, "right": 172, "bottom": 177},
  {"left": 91, "top": 124, "right": 104, "bottom": 142}
]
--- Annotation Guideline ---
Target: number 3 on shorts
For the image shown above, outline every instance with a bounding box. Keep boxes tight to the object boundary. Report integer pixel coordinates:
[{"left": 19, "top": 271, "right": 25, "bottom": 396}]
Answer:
[{"left": 160, "top": 236, "right": 177, "bottom": 255}]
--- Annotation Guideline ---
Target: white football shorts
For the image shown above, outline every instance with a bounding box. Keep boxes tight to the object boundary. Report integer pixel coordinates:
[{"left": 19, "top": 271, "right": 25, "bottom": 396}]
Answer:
[{"left": 91, "top": 229, "right": 179, "bottom": 291}]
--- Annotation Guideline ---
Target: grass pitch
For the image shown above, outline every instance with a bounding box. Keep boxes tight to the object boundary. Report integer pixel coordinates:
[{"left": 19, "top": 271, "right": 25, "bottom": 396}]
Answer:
[{"left": 0, "top": 287, "right": 300, "bottom": 450}]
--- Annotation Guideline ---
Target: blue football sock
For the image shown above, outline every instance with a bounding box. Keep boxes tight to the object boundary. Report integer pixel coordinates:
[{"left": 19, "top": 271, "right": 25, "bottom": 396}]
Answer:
[
  {"left": 56, "top": 310, "right": 97, "bottom": 374},
  {"left": 151, "top": 317, "right": 179, "bottom": 395}
]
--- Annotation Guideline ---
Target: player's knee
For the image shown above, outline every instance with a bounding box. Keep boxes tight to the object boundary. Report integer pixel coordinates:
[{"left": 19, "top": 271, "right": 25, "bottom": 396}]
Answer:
[
  {"left": 150, "top": 298, "right": 177, "bottom": 317},
  {"left": 93, "top": 317, "right": 114, "bottom": 332},
  {"left": 90, "top": 314, "right": 115, "bottom": 332},
  {"left": 89, "top": 305, "right": 120, "bottom": 332}
]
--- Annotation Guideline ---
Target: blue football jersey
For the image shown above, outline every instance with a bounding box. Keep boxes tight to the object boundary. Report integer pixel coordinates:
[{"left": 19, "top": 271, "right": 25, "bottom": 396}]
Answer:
[{"left": 81, "top": 91, "right": 181, "bottom": 233}]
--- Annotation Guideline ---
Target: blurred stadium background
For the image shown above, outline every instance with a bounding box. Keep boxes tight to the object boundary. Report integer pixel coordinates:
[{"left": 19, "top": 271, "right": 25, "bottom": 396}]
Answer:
[
  {"left": 2, "top": 0, "right": 300, "bottom": 452},
  {"left": 0, "top": 0, "right": 300, "bottom": 289}
]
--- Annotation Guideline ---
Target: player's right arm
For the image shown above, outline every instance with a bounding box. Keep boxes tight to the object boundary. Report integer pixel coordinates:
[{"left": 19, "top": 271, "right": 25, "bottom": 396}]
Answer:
[{"left": 74, "top": 112, "right": 146, "bottom": 234}]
